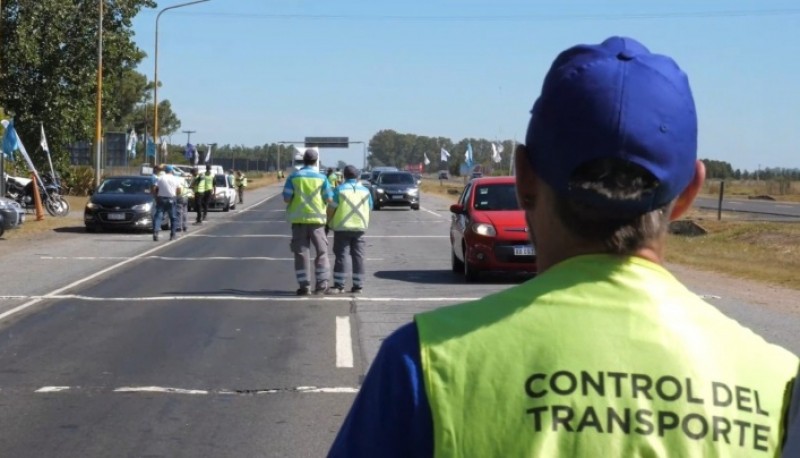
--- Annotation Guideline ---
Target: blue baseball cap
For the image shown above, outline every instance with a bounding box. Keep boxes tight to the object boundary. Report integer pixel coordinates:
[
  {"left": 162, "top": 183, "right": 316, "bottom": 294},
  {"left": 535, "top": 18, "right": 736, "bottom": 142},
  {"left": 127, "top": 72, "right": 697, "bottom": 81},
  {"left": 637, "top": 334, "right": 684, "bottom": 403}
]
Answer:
[
  {"left": 525, "top": 36, "right": 697, "bottom": 215},
  {"left": 164, "top": 165, "right": 174, "bottom": 173}
]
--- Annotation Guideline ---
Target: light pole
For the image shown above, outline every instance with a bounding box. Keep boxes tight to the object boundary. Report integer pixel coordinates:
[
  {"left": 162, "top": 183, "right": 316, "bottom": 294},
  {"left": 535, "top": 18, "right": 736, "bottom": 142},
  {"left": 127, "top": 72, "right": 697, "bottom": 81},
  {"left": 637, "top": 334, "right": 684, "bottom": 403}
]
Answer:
[
  {"left": 182, "top": 129, "right": 196, "bottom": 145},
  {"left": 95, "top": 0, "right": 103, "bottom": 187},
  {"left": 153, "top": 0, "right": 210, "bottom": 166}
]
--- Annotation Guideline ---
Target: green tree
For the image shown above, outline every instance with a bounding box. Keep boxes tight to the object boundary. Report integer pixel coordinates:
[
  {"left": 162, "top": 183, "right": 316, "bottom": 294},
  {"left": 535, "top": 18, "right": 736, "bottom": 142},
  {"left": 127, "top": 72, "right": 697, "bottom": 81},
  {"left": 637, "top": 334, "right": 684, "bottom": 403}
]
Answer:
[{"left": 0, "top": 0, "right": 157, "bottom": 173}]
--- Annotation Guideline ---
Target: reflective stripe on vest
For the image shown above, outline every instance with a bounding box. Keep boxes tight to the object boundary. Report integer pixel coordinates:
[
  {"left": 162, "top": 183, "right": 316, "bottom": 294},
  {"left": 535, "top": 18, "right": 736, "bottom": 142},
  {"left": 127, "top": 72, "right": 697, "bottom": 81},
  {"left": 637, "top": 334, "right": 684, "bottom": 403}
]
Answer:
[
  {"left": 415, "top": 254, "right": 798, "bottom": 457},
  {"left": 287, "top": 175, "right": 326, "bottom": 224},
  {"left": 331, "top": 187, "right": 370, "bottom": 231}
]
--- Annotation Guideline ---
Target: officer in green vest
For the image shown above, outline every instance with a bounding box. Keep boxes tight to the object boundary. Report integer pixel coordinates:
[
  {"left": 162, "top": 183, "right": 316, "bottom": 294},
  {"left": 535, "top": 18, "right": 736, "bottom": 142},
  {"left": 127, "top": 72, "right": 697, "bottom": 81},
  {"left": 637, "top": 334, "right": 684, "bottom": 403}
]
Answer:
[
  {"left": 326, "top": 165, "right": 372, "bottom": 294},
  {"left": 283, "top": 148, "right": 334, "bottom": 296},
  {"left": 234, "top": 170, "right": 247, "bottom": 204},
  {"left": 193, "top": 164, "right": 215, "bottom": 224},
  {"left": 329, "top": 36, "right": 798, "bottom": 457}
]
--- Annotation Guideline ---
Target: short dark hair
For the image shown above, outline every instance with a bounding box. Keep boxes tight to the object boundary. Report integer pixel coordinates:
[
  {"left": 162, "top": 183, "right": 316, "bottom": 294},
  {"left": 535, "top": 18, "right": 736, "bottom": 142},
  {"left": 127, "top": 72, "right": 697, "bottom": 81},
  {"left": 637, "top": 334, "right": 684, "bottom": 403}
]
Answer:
[{"left": 552, "top": 158, "right": 674, "bottom": 254}]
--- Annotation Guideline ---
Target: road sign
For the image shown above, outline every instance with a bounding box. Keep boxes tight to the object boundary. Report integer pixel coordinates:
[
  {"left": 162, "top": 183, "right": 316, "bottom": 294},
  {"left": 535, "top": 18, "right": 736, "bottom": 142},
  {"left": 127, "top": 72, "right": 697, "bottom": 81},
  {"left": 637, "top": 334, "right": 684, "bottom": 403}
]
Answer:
[{"left": 305, "top": 136, "right": 349, "bottom": 148}]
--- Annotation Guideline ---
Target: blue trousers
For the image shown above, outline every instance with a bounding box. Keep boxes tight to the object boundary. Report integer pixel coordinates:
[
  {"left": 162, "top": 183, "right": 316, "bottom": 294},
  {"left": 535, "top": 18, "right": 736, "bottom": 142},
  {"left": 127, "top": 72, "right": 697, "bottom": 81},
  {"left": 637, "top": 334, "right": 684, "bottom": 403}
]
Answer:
[{"left": 153, "top": 196, "right": 177, "bottom": 238}]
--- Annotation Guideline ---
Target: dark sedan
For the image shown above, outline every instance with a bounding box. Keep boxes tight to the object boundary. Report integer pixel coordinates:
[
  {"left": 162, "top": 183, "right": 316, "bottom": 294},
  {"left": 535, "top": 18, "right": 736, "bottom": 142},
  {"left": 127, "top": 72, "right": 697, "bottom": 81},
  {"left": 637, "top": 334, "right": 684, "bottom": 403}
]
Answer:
[
  {"left": 371, "top": 171, "right": 420, "bottom": 210},
  {"left": 84, "top": 175, "right": 155, "bottom": 232}
]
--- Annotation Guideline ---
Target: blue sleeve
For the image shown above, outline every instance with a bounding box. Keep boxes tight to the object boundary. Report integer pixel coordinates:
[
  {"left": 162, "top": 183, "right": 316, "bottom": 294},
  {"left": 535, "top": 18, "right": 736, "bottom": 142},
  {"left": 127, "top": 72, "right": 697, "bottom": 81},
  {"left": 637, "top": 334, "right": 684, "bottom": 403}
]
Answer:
[
  {"left": 327, "top": 323, "right": 433, "bottom": 458},
  {"left": 331, "top": 185, "right": 340, "bottom": 208},
  {"left": 322, "top": 177, "right": 333, "bottom": 201},
  {"left": 784, "top": 372, "right": 800, "bottom": 457},
  {"left": 282, "top": 174, "right": 295, "bottom": 200}
]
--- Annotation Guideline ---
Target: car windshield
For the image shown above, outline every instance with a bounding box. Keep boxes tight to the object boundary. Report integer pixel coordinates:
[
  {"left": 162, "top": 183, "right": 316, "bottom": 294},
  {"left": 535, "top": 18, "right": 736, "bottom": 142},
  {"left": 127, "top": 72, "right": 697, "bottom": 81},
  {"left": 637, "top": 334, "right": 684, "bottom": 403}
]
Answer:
[
  {"left": 473, "top": 184, "right": 519, "bottom": 211},
  {"left": 214, "top": 175, "right": 228, "bottom": 187},
  {"left": 379, "top": 173, "right": 415, "bottom": 185},
  {"left": 97, "top": 178, "right": 152, "bottom": 194}
]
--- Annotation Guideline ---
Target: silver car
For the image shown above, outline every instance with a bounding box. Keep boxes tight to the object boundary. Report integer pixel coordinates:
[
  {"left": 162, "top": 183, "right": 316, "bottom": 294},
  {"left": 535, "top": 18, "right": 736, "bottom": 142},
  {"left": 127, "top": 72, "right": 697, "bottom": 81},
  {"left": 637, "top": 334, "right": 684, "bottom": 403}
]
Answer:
[{"left": 0, "top": 196, "right": 25, "bottom": 237}]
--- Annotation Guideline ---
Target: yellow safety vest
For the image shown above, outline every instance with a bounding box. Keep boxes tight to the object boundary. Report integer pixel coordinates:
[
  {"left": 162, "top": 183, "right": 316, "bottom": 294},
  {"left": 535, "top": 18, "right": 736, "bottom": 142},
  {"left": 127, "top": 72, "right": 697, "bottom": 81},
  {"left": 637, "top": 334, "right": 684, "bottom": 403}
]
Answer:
[
  {"left": 416, "top": 255, "right": 798, "bottom": 457},
  {"left": 330, "top": 185, "right": 370, "bottom": 231},
  {"left": 195, "top": 174, "right": 213, "bottom": 193},
  {"left": 235, "top": 176, "right": 248, "bottom": 188},
  {"left": 286, "top": 175, "right": 327, "bottom": 224}
]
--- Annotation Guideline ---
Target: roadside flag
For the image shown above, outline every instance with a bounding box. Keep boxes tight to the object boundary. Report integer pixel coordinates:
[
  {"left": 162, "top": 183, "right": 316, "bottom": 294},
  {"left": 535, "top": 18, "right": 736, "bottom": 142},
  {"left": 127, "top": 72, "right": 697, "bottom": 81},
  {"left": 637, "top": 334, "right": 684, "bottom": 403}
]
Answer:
[
  {"left": 2, "top": 119, "right": 20, "bottom": 159},
  {"left": 204, "top": 144, "right": 212, "bottom": 164},
  {"left": 127, "top": 129, "right": 138, "bottom": 158},
  {"left": 440, "top": 147, "right": 450, "bottom": 162},
  {"left": 146, "top": 137, "right": 156, "bottom": 157},
  {"left": 491, "top": 143, "right": 502, "bottom": 163},
  {"left": 424, "top": 152, "right": 431, "bottom": 166},
  {"left": 465, "top": 143, "right": 474, "bottom": 168},
  {"left": 192, "top": 145, "right": 199, "bottom": 166},
  {"left": 184, "top": 143, "right": 194, "bottom": 161},
  {"left": 41, "top": 123, "right": 57, "bottom": 178},
  {"left": 160, "top": 137, "right": 168, "bottom": 161}
]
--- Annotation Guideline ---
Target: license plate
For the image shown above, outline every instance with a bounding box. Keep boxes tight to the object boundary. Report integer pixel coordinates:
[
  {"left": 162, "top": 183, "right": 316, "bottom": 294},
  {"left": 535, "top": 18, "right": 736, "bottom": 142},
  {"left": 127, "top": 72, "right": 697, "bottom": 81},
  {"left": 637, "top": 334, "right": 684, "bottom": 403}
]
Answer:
[
  {"left": 514, "top": 245, "right": 534, "bottom": 256},
  {"left": 391, "top": 195, "right": 404, "bottom": 200},
  {"left": 107, "top": 212, "right": 125, "bottom": 220}
]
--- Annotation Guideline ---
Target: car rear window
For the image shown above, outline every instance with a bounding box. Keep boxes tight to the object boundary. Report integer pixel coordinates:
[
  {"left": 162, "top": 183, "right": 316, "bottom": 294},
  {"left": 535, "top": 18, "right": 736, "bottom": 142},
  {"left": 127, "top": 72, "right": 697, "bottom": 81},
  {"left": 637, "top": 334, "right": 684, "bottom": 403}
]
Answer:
[
  {"left": 98, "top": 178, "right": 152, "bottom": 194},
  {"left": 379, "top": 173, "right": 415, "bottom": 185},
  {"left": 473, "top": 184, "right": 519, "bottom": 211}
]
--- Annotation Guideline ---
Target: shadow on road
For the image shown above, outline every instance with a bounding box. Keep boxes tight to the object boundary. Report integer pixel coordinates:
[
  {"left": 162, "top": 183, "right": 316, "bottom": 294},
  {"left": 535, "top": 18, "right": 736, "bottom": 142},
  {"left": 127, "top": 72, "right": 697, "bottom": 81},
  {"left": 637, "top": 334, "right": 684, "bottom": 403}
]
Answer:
[
  {"left": 374, "top": 269, "right": 531, "bottom": 285},
  {"left": 167, "top": 288, "right": 297, "bottom": 297}
]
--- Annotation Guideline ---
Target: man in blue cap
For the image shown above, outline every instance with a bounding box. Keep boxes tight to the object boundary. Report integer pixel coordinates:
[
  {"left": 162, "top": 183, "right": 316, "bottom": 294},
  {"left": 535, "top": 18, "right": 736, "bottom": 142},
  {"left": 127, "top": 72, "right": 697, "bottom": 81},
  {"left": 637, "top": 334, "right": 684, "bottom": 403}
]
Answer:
[
  {"left": 152, "top": 164, "right": 182, "bottom": 241},
  {"left": 328, "top": 37, "right": 798, "bottom": 457}
]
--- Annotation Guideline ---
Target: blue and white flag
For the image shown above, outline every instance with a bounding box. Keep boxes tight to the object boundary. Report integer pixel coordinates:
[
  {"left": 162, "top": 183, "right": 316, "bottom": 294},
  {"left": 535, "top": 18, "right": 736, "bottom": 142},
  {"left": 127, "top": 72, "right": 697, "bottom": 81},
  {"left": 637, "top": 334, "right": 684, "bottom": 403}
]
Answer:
[
  {"left": 41, "top": 123, "right": 57, "bottom": 178},
  {"left": 465, "top": 142, "right": 474, "bottom": 168},
  {"left": 146, "top": 137, "right": 156, "bottom": 158},
  {"left": 2, "top": 119, "right": 19, "bottom": 159},
  {"left": 184, "top": 143, "right": 194, "bottom": 161},
  {"left": 440, "top": 147, "right": 450, "bottom": 162},
  {"left": 204, "top": 144, "right": 212, "bottom": 164},
  {"left": 491, "top": 142, "right": 502, "bottom": 163},
  {"left": 127, "top": 129, "right": 138, "bottom": 158}
]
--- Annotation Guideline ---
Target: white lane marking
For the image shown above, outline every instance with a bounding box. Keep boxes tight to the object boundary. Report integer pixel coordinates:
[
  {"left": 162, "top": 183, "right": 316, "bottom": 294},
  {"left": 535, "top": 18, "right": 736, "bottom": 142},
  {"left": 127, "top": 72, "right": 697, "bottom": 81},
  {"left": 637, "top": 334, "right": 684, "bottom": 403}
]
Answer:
[
  {"left": 188, "top": 234, "right": 448, "bottom": 238},
  {"left": 775, "top": 204, "right": 792, "bottom": 209},
  {"left": 699, "top": 294, "right": 722, "bottom": 300},
  {"left": 114, "top": 386, "right": 209, "bottom": 395},
  {"left": 294, "top": 386, "right": 358, "bottom": 393},
  {"left": 40, "top": 256, "right": 386, "bottom": 262},
  {"left": 0, "top": 190, "right": 283, "bottom": 324},
  {"left": 35, "top": 386, "right": 71, "bottom": 393},
  {"left": 0, "top": 295, "right": 481, "bottom": 302},
  {"left": 420, "top": 206, "right": 443, "bottom": 217},
  {"left": 727, "top": 202, "right": 741, "bottom": 205},
  {"left": 336, "top": 316, "right": 354, "bottom": 368}
]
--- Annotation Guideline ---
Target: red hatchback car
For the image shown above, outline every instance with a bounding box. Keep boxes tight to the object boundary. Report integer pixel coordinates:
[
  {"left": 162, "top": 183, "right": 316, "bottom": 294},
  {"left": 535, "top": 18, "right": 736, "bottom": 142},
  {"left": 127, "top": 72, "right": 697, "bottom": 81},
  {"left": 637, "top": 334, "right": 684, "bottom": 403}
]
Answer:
[{"left": 449, "top": 176, "right": 536, "bottom": 281}]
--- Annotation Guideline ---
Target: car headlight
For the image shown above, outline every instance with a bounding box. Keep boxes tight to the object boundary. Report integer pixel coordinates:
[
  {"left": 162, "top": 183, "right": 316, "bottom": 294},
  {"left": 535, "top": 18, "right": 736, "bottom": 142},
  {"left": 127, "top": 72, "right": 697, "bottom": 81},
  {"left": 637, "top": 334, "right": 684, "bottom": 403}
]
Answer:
[
  {"left": 376, "top": 188, "right": 385, "bottom": 194},
  {"left": 85, "top": 202, "right": 99, "bottom": 210},
  {"left": 407, "top": 188, "right": 419, "bottom": 195},
  {"left": 472, "top": 223, "right": 497, "bottom": 237},
  {"left": 132, "top": 202, "right": 152, "bottom": 211}
]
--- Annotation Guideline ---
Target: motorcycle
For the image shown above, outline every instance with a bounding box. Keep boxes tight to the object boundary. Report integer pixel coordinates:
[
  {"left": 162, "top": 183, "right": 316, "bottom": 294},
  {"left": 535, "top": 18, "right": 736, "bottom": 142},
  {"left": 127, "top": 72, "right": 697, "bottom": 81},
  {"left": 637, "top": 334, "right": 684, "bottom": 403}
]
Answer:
[{"left": 4, "top": 173, "right": 70, "bottom": 217}]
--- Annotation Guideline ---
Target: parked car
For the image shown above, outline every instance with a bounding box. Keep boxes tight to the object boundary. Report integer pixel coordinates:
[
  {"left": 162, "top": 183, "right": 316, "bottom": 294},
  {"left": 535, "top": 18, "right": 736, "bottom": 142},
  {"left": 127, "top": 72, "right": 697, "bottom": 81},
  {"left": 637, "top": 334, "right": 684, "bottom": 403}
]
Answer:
[
  {"left": 188, "top": 173, "right": 237, "bottom": 212},
  {"left": 0, "top": 196, "right": 25, "bottom": 238},
  {"left": 371, "top": 171, "right": 420, "bottom": 210},
  {"left": 359, "top": 172, "right": 372, "bottom": 186},
  {"left": 449, "top": 176, "right": 536, "bottom": 282},
  {"left": 84, "top": 175, "right": 157, "bottom": 233},
  {"left": 210, "top": 173, "right": 237, "bottom": 212}
]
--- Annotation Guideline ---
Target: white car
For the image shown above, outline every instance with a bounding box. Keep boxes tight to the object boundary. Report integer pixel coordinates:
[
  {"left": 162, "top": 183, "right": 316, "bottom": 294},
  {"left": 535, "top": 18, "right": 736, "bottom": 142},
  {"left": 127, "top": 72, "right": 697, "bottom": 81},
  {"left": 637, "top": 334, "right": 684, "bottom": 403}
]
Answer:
[{"left": 209, "top": 173, "right": 237, "bottom": 212}]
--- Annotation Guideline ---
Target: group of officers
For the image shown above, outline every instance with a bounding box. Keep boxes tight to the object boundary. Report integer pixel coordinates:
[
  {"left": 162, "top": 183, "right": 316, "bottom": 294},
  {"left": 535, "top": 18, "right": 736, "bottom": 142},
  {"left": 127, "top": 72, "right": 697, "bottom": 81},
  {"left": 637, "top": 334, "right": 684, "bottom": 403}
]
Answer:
[
  {"left": 150, "top": 164, "right": 249, "bottom": 240},
  {"left": 282, "top": 149, "right": 372, "bottom": 296}
]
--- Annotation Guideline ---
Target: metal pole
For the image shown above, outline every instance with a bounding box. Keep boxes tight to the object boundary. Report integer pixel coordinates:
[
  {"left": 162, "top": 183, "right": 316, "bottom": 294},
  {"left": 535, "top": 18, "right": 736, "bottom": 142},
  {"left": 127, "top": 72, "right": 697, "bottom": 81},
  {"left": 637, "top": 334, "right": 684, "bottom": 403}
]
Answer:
[
  {"left": 717, "top": 181, "right": 725, "bottom": 221},
  {"left": 153, "top": 0, "right": 210, "bottom": 167},
  {"left": 94, "top": 0, "right": 103, "bottom": 187}
]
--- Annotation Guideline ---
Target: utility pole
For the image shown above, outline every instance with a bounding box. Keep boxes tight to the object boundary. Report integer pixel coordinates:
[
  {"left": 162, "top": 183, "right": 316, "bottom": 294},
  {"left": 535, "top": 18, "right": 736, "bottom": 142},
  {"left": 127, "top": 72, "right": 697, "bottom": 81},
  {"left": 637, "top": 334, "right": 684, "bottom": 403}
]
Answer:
[{"left": 182, "top": 129, "right": 196, "bottom": 145}]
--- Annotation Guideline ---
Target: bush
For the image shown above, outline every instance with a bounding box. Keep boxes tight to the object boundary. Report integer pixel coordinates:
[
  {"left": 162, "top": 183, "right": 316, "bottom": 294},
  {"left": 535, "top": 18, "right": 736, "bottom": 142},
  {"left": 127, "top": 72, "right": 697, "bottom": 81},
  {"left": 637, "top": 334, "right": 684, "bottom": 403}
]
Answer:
[{"left": 62, "top": 166, "right": 96, "bottom": 196}]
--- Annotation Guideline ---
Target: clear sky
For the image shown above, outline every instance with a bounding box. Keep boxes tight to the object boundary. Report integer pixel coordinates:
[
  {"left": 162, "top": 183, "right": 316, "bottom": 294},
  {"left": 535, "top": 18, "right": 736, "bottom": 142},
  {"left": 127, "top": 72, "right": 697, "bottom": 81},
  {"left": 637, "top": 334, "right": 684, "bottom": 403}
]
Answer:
[{"left": 131, "top": 0, "right": 800, "bottom": 172}]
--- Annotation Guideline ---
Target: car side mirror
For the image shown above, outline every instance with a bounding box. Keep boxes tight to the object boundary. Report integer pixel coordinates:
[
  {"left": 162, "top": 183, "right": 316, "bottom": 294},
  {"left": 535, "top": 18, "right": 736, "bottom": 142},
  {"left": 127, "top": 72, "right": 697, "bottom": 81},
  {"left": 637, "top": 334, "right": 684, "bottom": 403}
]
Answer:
[{"left": 449, "top": 203, "right": 465, "bottom": 214}]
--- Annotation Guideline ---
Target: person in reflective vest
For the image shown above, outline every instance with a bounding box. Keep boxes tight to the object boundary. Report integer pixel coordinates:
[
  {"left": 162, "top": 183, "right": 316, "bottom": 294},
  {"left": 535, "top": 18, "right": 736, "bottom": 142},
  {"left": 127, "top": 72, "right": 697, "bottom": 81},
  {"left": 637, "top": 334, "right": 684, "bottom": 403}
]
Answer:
[
  {"left": 327, "top": 168, "right": 340, "bottom": 188},
  {"left": 193, "top": 165, "right": 215, "bottom": 224},
  {"left": 283, "top": 148, "right": 333, "bottom": 296},
  {"left": 328, "top": 36, "right": 798, "bottom": 457},
  {"left": 326, "top": 165, "right": 372, "bottom": 294},
  {"left": 234, "top": 170, "right": 247, "bottom": 204}
]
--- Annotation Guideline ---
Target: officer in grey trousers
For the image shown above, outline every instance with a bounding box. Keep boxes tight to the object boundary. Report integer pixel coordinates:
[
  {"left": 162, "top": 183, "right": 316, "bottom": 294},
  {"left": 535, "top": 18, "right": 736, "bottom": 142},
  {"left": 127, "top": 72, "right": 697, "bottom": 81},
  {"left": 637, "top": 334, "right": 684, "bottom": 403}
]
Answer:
[{"left": 326, "top": 165, "right": 372, "bottom": 294}]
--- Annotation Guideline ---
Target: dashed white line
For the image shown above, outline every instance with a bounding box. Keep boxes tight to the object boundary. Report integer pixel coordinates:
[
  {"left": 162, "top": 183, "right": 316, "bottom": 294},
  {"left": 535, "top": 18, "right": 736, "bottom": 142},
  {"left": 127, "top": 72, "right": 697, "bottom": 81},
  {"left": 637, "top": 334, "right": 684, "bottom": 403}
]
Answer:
[
  {"left": 39, "top": 256, "right": 385, "bottom": 261},
  {"left": 336, "top": 316, "right": 354, "bottom": 368},
  {"left": 35, "top": 386, "right": 71, "bottom": 393},
  {"left": 114, "top": 386, "right": 209, "bottom": 395},
  {"left": 420, "top": 206, "right": 443, "bottom": 217}
]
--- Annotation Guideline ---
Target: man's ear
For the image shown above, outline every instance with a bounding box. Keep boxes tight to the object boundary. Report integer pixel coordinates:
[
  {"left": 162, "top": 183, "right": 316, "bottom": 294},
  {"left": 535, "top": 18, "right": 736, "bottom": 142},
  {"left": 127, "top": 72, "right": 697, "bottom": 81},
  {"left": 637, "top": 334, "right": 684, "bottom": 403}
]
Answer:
[
  {"left": 670, "top": 160, "right": 706, "bottom": 220},
  {"left": 514, "top": 144, "right": 537, "bottom": 210}
]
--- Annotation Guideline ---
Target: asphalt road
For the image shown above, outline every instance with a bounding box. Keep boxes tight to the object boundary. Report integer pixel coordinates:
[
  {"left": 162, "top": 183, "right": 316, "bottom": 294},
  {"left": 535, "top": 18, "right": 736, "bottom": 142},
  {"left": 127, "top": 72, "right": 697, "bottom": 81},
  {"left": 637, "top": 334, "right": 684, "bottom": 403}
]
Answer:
[
  {"left": 695, "top": 195, "right": 800, "bottom": 220},
  {"left": 0, "top": 184, "right": 797, "bottom": 457}
]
